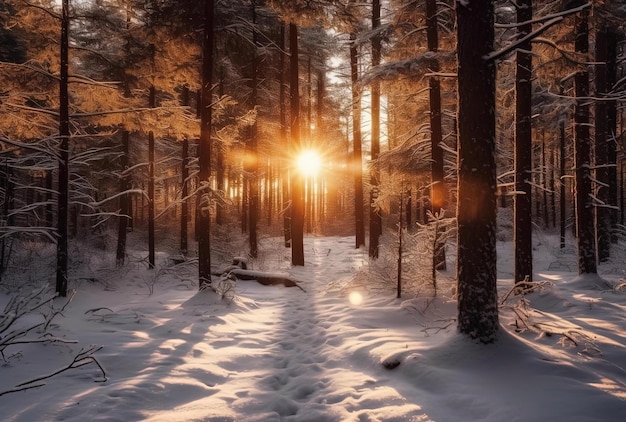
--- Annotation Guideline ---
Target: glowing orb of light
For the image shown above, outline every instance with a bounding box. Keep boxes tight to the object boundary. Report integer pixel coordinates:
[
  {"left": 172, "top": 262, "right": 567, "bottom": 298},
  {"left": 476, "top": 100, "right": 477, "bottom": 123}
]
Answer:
[
  {"left": 348, "top": 291, "right": 363, "bottom": 306},
  {"left": 297, "top": 150, "right": 321, "bottom": 177}
]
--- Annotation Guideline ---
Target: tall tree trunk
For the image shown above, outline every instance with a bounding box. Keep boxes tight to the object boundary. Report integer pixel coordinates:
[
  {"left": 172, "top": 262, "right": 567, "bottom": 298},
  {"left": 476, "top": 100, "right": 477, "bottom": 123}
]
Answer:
[
  {"left": 456, "top": 0, "right": 499, "bottom": 343},
  {"left": 180, "top": 86, "right": 190, "bottom": 254},
  {"left": 198, "top": 0, "right": 214, "bottom": 288},
  {"left": 574, "top": 9, "right": 597, "bottom": 274},
  {"left": 606, "top": 28, "right": 618, "bottom": 244},
  {"left": 317, "top": 69, "right": 325, "bottom": 223},
  {"left": 148, "top": 86, "right": 156, "bottom": 270},
  {"left": 46, "top": 171, "right": 53, "bottom": 228},
  {"left": 514, "top": 0, "right": 533, "bottom": 283},
  {"left": 280, "top": 24, "right": 291, "bottom": 247},
  {"left": 595, "top": 26, "right": 610, "bottom": 262},
  {"left": 350, "top": 30, "right": 365, "bottom": 248},
  {"left": 559, "top": 84, "right": 567, "bottom": 249},
  {"left": 116, "top": 3, "right": 133, "bottom": 263},
  {"left": 56, "top": 0, "right": 70, "bottom": 297},
  {"left": 426, "top": 0, "right": 446, "bottom": 271},
  {"left": 216, "top": 68, "right": 226, "bottom": 226},
  {"left": 290, "top": 23, "right": 305, "bottom": 266},
  {"left": 116, "top": 130, "right": 130, "bottom": 266},
  {"left": 248, "top": 1, "right": 259, "bottom": 259},
  {"left": 368, "top": 0, "right": 382, "bottom": 259},
  {"left": 550, "top": 143, "right": 556, "bottom": 228},
  {"left": 542, "top": 134, "right": 549, "bottom": 227}
]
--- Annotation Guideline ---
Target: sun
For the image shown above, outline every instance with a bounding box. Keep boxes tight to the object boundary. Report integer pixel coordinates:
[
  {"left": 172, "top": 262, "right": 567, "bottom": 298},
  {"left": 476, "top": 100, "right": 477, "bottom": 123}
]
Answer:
[{"left": 297, "top": 150, "right": 321, "bottom": 177}]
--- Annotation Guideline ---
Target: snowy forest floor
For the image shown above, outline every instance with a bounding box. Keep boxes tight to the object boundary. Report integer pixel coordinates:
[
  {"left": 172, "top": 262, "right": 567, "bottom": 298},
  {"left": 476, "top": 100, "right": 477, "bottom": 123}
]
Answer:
[{"left": 1, "top": 233, "right": 626, "bottom": 421}]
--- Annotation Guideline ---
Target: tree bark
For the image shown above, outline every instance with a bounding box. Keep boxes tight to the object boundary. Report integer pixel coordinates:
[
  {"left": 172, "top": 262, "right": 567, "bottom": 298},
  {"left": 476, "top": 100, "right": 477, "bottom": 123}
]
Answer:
[
  {"left": 216, "top": 69, "right": 226, "bottom": 226},
  {"left": 595, "top": 26, "right": 610, "bottom": 262},
  {"left": 116, "top": 130, "right": 130, "bottom": 266},
  {"left": 180, "top": 86, "right": 190, "bottom": 254},
  {"left": 248, "top": 1, "right": 259, "bottom": 258},
  {"left": 426, "top": 0, "right": 446, "bottom": 271},
  {"left": 574, "top": 9, "right": 597, "bottom": 274},
  {"left": 280, "top": 24, "right": 291, "bottom": 247},
  {"left": 148, "top": 86, "right": 156, "bottom": 270},
  {"left": 56, "top": 0, "right": 70, "bottom": 297},
  {"left": 606, "top": 28, "right": 618, "bottom": 244},
  {"left": 456, "top": 0, "right": 499, "bottom": 343},
  {"left": 350, "top": 28, "right": 365, "bottom": 248},
  {"left": 198, "top": 0, "right": 214, "bottom": 288},
  {"left": 368, "top": 0, "right": 382, "bottom": 259},
  {"left": 289, "top": 23, "right": 305, "bottom": 266}
]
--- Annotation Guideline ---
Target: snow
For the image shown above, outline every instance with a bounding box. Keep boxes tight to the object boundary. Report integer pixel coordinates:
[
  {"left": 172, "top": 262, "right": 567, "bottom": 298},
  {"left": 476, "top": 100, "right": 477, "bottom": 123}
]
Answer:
[{"left": 2, "top": 233, "right": 626, "bottom": 421}]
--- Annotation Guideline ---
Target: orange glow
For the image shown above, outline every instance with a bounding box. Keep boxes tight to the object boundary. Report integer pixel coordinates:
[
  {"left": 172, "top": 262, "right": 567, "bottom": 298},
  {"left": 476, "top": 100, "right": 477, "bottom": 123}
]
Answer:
[{"left": 297, "top": 150, "right": 321, "bottom": 177}]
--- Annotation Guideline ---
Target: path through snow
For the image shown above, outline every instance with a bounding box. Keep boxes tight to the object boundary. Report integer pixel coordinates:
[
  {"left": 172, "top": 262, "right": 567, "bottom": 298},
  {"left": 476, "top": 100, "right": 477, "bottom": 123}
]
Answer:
[{"left": 4, "top": 236, "right": 432, "bottom": 421}]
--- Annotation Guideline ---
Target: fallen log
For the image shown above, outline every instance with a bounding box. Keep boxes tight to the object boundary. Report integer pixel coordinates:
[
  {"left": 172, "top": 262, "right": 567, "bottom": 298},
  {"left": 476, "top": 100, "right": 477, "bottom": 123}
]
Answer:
[{"left": 227, "top": 268, "right": 306, "bottom": 292}]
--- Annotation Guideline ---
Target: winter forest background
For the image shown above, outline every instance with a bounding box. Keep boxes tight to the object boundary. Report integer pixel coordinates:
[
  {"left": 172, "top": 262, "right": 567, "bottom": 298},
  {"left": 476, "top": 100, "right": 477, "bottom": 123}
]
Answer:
[{"left": 1, "top": 0, "right": 626, "bottom": 419}]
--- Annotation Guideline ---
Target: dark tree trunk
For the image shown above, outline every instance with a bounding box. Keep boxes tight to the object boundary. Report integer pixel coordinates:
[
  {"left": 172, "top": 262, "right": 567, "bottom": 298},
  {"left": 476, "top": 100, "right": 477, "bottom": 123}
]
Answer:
[
  {"left": 198, "top": 0, "right": 214, "bottom": 288},
  {"left": 56, "top": 0, "right": 70, "bottom": 297},
  {"left": 248, "top": 1, "right": 259, "bottom": 258},
  {"left": 550, "top": 144, "right": 556, "bottom": 228},
  {"left": 559, "top": 85, "right": 567, "bottom": 249},
  {"left": 456, "top": 0, "right": 499, "bottom": 343},
  {"left": 280, "top": 24, "right": 291, "bottom": 247},
  {"left": 148, "top": 86, "right": 156, "bottom": 270},
  {"left": 542, "top": 135, "right": 549, "bottom": 227},
  {"left": 216, "top": 69, "right": 226, "bottom": 226},
  {"left": 46, "top": 170, "right": 53, "bottom": 228},
  {"left": 514, "top": 0, "right": 532, "bottom": 282},
  {"left": 606, "top": 29, "right": 618, "bottom": 243},
  {"left": 1, "top": 156, "right": 14, "bottom": 275},
  {"left": 595, "top": 26, "right": 610, "bottom": 262},
  {"left": 574, "top": 9, "right": 597, "bottom": 274},
  {"left": 350, "top": 29, "right": 365, "bottom": 248},
  {"left": 426, "top": 0, "right": 446, "bottom": 271},
  {"left": 290, "top": 23, "right": 305, "bottom": 266},
  {"left": 316, "top": 70, "right": 325, "bottom": 223},
  {"left": 368, "top": 0, "right": 382, "bottom": 259},
  {"left": 180, "top": 87, "right": 191, "bottom": 254},
  {"left": 241, "top": 177, "right": 248, "bottom": 233},
  {"left": 116, "top": 130, "right": 130, "bottom": 266}
]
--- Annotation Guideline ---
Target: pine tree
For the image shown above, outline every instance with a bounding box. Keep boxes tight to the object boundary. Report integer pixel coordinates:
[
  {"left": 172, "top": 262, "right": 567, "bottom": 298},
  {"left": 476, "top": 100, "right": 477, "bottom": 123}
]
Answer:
[
  {"left": 514, "top": 0, "right": 533, "bottom": 283},
  {"left": 456, "top": 0, "right": 499, "bottom": 343},
  {"left": 198, "top": 0, "right": 215, "bottom": 289}
]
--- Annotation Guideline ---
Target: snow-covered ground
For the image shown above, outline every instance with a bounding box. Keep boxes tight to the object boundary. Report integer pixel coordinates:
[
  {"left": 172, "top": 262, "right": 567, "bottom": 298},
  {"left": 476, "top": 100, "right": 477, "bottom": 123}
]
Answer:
[{"left": 1, "top": 234, "right": 626, "bottom": 421}]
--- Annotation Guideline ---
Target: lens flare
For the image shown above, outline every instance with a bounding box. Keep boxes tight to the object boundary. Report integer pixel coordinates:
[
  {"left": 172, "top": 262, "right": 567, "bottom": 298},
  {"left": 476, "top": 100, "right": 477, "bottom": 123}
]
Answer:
[{"left": 348, "top": 291, "right": 363, "bottom": 306}]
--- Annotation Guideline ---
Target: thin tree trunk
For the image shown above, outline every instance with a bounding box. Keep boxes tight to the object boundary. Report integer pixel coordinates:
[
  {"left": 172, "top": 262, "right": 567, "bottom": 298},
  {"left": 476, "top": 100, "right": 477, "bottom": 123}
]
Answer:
[
  {"left": 514, "top": 0, "right": 533, "bottom": 282},
  {"left": 56, "top": 0, "right": 70, "bottom": 297},
  {"left": 368, "top": 0, "right": 382, "bottom": 259},
  {"left": 198, "top": 0, "right": 215, "bottom": 288},
  {"left": 606, "top": 28, "right": 618, "bottom": 244},
  {"left": 350, "top": 29, "right": 365, "bottom": 248},
  {"left": 280, "top": 24, "right": 291, "bottom": 247},
  {"left": 595, "top": 26, "right": 610, "bottom": 262},
  {"left": 248, "top": 1, "right": 259, "bottom": 259},
  {"left": 559, "top": 84, "right": 567, "bottom": 249},
  {"left": 116, "top": 130, "right": 130, "bottom": 266},
  {"left": 290, "top": 23, "right": 305, "bottom": 266},
  {"left": 216, "top": 68, "right": 226, "bottom": 226},
  {"left": 456, "top": 0, "right": 499, "bottom": 343},
  {"left": 180, "top": 86, "right": 190, "bottom": 254},
  {"left": 148, "top": 86, "right": 156, "bottom": 270},
  {"left": 46, "top": 170, "right": 53, "bottom": 228},
  {"left": 542, "top": 134, "right": 549, "bottom": 227},
  {"left": 574, "top": 9, "right": 597, "bottom": 274},
  {"left": 426, "top": 0, "right": 446, "bottom": 271},
  {"left": 550, "top": 143, "right": 556, "bottom": 228}
]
